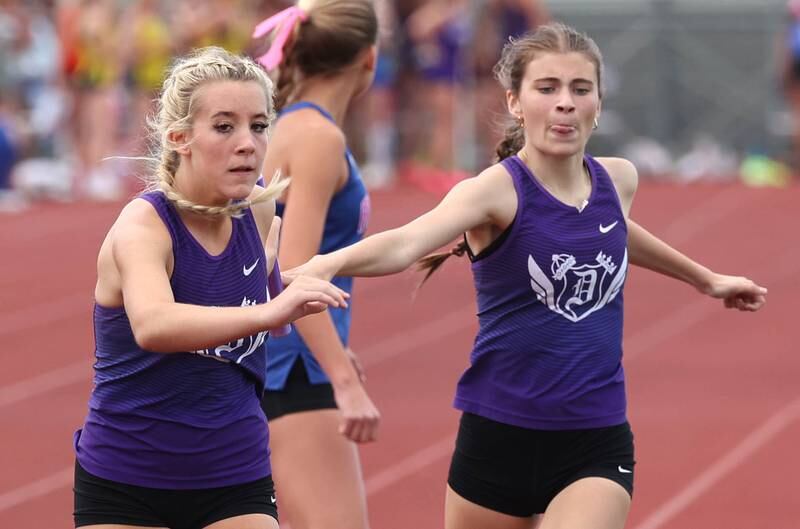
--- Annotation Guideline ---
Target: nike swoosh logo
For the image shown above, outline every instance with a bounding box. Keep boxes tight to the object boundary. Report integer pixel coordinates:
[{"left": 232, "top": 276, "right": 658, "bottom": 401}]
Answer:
[
  {"left": 618, "top": 465, "right": 632, "bottom": 474},
  {"left": 270, "top": 495, "right": 277, "bottom": 504},
  {"left": 243, "top": 259, "right": 260, "bottom": 276},
  {"left": 599, "top": 221, "right": 619, "bottom": 234}
]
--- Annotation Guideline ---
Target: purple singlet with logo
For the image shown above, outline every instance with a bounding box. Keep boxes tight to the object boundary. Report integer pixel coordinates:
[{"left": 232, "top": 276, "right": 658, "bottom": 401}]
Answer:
[
  {"left": 455, "top": 155, "right": 629, "bottom": 430},
  {"left": 74, "top": 191, "right": 271, "bottom": 488}
]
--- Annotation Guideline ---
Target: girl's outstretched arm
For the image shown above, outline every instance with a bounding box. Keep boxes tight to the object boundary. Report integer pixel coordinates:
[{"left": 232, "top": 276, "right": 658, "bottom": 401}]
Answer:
[
  {"left": 599, "top": 156, "right": 767, "bottom": 313},
  {"left": 289, "top": 164, "right": 514, "bottom": 281},
  {"left": 627, "top": 219, "right": 767, "bottom": 311}
]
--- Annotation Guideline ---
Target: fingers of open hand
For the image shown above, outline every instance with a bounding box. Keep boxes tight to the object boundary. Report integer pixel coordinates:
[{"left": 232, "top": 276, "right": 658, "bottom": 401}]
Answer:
[{"left": 290, "top": 276, "right": 349, "bottom": 308}]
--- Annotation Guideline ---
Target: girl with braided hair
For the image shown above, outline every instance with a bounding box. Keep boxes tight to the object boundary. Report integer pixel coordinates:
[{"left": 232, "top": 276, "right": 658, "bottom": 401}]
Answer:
[
  {"left": 250, "top": 1, "right": 380, "bottom": 529},
  {"left": 288, "top": 23, "right": 767, "bottom": 529},
  {"left": 72, "top": 46, "right": 349, "bottom": 529}
]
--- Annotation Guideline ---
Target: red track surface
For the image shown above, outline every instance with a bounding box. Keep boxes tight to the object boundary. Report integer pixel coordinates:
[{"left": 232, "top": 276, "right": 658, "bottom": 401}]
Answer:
[{"left": 1, "top": 181, "right": 797, "bottom": 528}]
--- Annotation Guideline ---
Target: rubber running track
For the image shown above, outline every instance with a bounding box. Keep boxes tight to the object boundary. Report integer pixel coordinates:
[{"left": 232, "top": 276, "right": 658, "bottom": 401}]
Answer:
[{"left": 1, "top": 180, "right": 797, "bottom": 528}]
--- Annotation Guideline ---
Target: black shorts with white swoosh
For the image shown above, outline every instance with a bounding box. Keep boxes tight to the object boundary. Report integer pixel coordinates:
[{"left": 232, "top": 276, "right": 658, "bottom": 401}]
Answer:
[
  {"left": 74, "top": 460, "right": 278, "bottom": 528},
  {"left": 448, "top": 413, "right": 635, "bottom": 517}
]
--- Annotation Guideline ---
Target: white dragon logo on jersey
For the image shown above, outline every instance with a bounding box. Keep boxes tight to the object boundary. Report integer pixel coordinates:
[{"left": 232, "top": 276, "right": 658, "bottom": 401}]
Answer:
[{"left": 528, "top": 249, "right": 627, "bottom": 322}]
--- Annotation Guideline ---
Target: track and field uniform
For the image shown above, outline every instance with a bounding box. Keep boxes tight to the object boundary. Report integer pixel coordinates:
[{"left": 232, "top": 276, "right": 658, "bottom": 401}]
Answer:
[
  {"left": 74, "top": 191, "right": 277, "bottom": 526},
  {"left": 448, "top": 154, "right": 636, "bottom": 516},
  {"left": 261, "top": 101, "right": 370, "bottom": 420}
]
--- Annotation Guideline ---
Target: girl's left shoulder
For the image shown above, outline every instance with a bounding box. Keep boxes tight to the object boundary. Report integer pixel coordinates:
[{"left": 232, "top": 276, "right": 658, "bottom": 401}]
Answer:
[{"left": 594, "top": 156, "right": 639, "bottom": 209}]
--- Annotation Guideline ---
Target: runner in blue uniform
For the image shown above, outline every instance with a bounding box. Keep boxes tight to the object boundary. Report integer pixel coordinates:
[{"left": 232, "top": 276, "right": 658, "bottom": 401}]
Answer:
[
  {"left": 252, "top": 1, "right": 379, "bottom": 528},
  {"left": 287, "top": 23, "right": 767, "bottom": 529}
]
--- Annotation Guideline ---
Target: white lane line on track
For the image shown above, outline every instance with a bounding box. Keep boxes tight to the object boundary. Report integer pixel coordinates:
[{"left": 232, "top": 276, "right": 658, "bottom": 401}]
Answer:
[
  {"left": 631, "top": 396, "right": 800, "bottom": 529},
  {"left": 0, "top": 303, "right": 475, "bottom": 411},
  {"left": 365, "top": 435, "right": 455, "bottom": 496},
  {"left": 0, "top": 363, "right": 91, "bottom": 409},
  {"left": 1, "top": 186, "right": 789, "bottom": 514},
  {"left": 0, "top": 467, "right": 73, "bottom": 513},
  {"left": 0, "top": 293, "right": 90, "bottom": 338}
]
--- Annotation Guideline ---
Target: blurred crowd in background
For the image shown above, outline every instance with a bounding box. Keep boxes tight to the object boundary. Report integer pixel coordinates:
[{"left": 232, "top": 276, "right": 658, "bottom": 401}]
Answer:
[{"left": 0, "top": 0, "right": 796, "bottom": 214}]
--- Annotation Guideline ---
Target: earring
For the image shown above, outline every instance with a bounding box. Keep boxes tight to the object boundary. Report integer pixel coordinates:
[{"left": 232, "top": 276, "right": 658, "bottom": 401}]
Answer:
[
  {"left": 593, "top": 116, "right": 599, "bottom": 130},
  {"left": 516, "top": 114, "right": 524, "bottom": 126}
]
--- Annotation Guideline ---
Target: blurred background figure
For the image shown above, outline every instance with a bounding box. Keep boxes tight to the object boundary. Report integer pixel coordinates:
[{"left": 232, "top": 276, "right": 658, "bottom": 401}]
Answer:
[
  {"left": 0, "top": 93, "right": 23, "bottom": 211},
  {"left": 780, "top": 0, "right": 800, "bottom": 173},
  {"left": 64, "top": 0, "right": 123, "bottom": 200},
  {"left": 401, "top": 0, "right": 471, "bottom": 194},
  {"left": 0, "top": 0, "right": 63, "bottom": 208},
  {"left": 356, "top": 0, "right": 399, "bottom": 189},
  {"left": 472, "top": 0, "right": 549, "bottom": 167},
  {"left": 120, "top": 0, "right": 171, "bottom": 152},
  {"left": 0, "top": 0, "right": 795, "bottom": 209}
]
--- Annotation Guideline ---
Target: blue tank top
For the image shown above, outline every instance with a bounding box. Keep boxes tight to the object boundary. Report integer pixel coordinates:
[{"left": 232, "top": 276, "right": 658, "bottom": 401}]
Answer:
[
  {"left": 74, "top": 191, "right": 271, "bottom": 488},
  {"left": 266, "top": 101, "right": 370, "bottom": 389},
  {"left": 455, "top": 155, "right": 629, "bottom": 430},
  {"left": 789, "top": 20, "right": 800, "bottom": 60}
]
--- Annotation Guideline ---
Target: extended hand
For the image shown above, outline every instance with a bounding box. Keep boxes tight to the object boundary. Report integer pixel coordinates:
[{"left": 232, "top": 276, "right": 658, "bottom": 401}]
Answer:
[
  {"left": 703, "top": 273, "right": 767, "bottom": 312},
  {"left": 269, "top": 275, "right": 350, "bottom": 325}
]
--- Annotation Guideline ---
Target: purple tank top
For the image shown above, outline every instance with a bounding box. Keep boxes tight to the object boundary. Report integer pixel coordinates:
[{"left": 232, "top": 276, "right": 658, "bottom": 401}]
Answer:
[
  {"left": 74, "top": 191, "right": 271, "bottom": 488},
  {"left": 455, "top": 155, "right": 629, "bottom": 430}
]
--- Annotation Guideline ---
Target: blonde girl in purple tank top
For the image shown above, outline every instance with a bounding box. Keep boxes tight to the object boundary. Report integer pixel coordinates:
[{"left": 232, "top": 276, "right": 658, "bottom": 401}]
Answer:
[{"left": 74, "top": 47, "right": 348, "bottom": 529}]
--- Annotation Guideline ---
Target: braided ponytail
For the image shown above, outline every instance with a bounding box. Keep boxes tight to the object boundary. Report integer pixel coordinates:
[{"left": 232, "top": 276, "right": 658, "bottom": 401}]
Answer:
[
  {"left": 495, "top": 120, "right": 526, "bottom": 162},
  {"left": 415, "top": 239, "right": 469, "bottom": 285},
  {"left": 274, "top": 49, "right": 300, "bottom": 111}
]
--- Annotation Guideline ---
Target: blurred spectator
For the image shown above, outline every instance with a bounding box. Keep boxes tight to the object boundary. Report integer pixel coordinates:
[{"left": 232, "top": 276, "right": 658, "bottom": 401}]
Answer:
[
  {"left": 0, "top": 95, "right": 24, "bottom": 212},
  {"left": 62, "top": 0, "right": 124, "bottom": 199},
  {"left": 121, "top": 0, "right": 171, "bottom": 151},
  {"left": 356, "top": 0, "right": 399, "bottom": 188},
  {"left": 0, "top": 0, "right": 65, "bottom": 210},
  {"left": 473, "top": 0, "right": 549, "bottom": 166},
  {"left": 403, "top": 0, "right": 471, "bottom": 194},
  {"left": 781, "top": 0, "right": 800, "bottom": 173},
  {"left": 171, "top": 0, "right": 255, "bottom": 55}
]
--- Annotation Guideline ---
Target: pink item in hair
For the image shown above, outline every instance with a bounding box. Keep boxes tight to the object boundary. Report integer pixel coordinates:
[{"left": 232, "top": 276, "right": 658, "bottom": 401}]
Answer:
[{"left": 252, "top": 6, "right": 309, "bottom": 70}]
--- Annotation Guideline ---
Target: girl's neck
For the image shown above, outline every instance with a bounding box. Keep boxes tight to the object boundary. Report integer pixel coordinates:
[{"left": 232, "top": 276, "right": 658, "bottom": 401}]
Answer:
[
  {"left": 292, "top": 73, "right": 360, "bottom": 125},
  {"left": 519, "top": 146, "right": 589, "bottom": 195},
  {"left": 172, "top": 167, "right": 230, "bottom": 221}
]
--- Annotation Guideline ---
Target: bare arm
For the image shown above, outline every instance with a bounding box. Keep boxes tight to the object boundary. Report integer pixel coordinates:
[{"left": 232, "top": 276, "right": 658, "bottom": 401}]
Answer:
[
  {"left": 296, "top": 164, "right": 512, "bottom": 281},
  {"left": 114, "top": 199, "right": 348, "bottom": 353},
  {"left": 627, "top": 219, "right": 714, "bottom": 290},
  {"left": 599, "top": 157, "right": 768, "bottom": 311}
]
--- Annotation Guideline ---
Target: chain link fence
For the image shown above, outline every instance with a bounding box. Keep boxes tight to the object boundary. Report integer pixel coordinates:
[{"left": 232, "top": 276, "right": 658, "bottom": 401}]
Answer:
[{"left": 543, "top": 0, "right": 791, "bottom": 177}]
